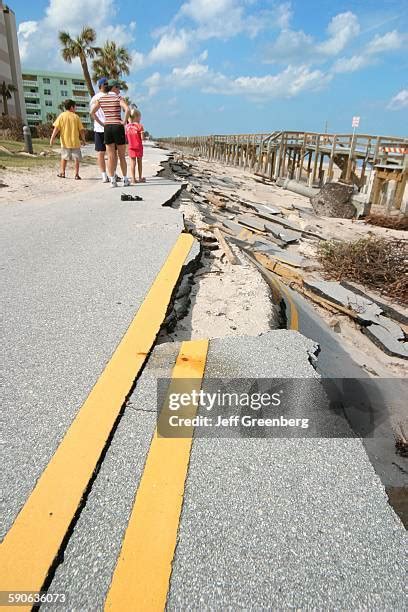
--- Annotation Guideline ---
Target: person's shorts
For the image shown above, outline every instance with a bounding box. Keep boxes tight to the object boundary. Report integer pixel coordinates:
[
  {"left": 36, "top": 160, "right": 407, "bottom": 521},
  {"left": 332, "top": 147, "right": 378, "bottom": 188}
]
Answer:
[
  {"left": 61, "top": 147, "right": 82, "bottom": 161},
  {"left": 128, "top": 147, "right": 143, "bottom": 159},
  {"left": 94, "top": 132, "right": 106, "bottom": 152},
  {"left": 104, "top": 124, "right": 126, "bottom": 146}
]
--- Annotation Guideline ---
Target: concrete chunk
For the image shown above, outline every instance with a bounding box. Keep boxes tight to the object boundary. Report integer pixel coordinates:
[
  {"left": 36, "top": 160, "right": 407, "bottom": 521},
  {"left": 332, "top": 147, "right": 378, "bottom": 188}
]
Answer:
[
  {"left": 310, "top": 182, "right": 355, "bottom": 218},
  {"left": 222, "top": 219, "right": 250, "bottom": 235},
  {"left": 304, "top": 280, "right": 383, "bottom": 323},
  {"left": 363, "top": 325, "right": 408, "bottom": 359},
  {"left": 304, "top": 280, "right": 407, "bottom": 356},
  {"left": 264, "top": 221, "right": 299, "bottom": 244},
  {"left": 236, "top": 214, "right": 267, "bottom": 232}
]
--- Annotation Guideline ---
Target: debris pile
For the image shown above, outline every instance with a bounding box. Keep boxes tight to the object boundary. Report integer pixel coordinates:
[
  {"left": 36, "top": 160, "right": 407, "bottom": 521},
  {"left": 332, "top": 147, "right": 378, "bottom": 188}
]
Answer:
[
  {"left": 166, "top": 155, "right": 408, "bottom": 360},
  {"left": 317, "top": 237, "right": 408, "bottom": 306},
  {"left": 303, "top": 279, "right": 408, "bottom": 359},
  {"left": 366, "top": 214, "right": 408, "bottom": 231}
]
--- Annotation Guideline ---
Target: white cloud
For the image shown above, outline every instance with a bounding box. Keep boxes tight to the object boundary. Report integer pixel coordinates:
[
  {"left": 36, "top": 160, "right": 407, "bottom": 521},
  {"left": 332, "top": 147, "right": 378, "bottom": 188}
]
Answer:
[
  {"left": 387, "top": 88, "right": 408, "bottom": 110},
  {"left": 44, "top": 0, "right": 115, "bottom": 29},
  {"left": 207, "top": 65, "right": 329, "bottom": 98},
  {"left": 17, "top": 0, "right": 142, "bottom": 77},
  {"left": 143, "top": 61, "right": 329, "bottom": 101},
  {"left": 98, "top": 22, "right": 137, "bottom": 46},
  {"left": 17, "top": 21, "right": 38, "bottom": 60},
  {"left": 275, "top": 2, "right": 293, "bottom": 29},
  {"left": 266, "top": 28, "right": 314, "bottom": 63},
  {"left": 149, "top": 29, "right": 191, "bottom": 63},
  {"left": 332, "top": 55, "right": 372, "bottom": 73},
  {"left": 144, "top": 71, "right": 162, "bottom": 97},
  {"left": 366, "top": 30, "right": 407, "bottom": 55},
  {"left": 166, "top": 0, "right": 290, "bottom": 43},
  {"left": 265, "top": 11, "right": 360, "bottom": 64},
  {"left": 180, "top": 0, "right": 234, "bottom": 23},
  {"left": 172, "top": 61, "right": 209, "bottom": 83},
  {"left": 131, "top": 51, "right": 145, "bottom": 71},
  {"left": 331, "top": 29, "right": 407, "bottom": 74},
  {"left": 317, "top": 12, "right": 360, "bottom": 55}
]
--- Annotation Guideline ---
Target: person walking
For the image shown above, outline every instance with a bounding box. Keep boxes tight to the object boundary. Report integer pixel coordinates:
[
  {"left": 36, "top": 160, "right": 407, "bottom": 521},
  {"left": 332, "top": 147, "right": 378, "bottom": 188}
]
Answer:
[
  {"left": 125, "top": 106, "right": 145, "bottom": 183},
  {"left": 90, "top": 79, "right": 130, "bottom": 188},
  {"left": 50, "top": 99, "right": 86, "bottom": 180},
  {"left": 90, "top": 77, "right": 109, "bottom": 183}
]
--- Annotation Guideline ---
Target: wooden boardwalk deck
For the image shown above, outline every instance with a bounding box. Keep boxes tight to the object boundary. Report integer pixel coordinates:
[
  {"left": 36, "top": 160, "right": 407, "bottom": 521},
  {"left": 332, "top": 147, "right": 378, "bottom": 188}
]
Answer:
[{"left": 158, "top": 131, "right": 408, "bottom": 214}]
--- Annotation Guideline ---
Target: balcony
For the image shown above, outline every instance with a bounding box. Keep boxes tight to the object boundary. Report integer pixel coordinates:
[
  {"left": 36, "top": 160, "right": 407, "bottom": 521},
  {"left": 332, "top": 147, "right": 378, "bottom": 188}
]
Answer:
[
  {"left": 72, "top": 83, "right": 87, "bottom": 90},
  {"left": 25, "top": 102, "right": 41, "bottom": 109},
  {"left": 22, "top": 79, "right": 38, "bottom": 87}
]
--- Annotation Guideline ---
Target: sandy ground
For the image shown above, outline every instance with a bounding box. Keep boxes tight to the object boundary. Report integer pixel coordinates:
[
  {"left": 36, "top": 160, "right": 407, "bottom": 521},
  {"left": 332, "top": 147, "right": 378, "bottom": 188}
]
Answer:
[
  {"left": 160, "top": 193, "right": 279, "bottom": 342},
  {"left": 167, "top": 152, "right": 408, "bottom": 378},
  {"left": 0, "top": 144, "right": 164, "bottom": 203}
]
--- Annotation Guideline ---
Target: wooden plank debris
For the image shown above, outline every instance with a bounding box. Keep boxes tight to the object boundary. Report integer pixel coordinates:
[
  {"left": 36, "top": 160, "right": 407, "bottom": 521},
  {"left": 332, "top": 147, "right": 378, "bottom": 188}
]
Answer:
[
  {"left": 213, "top": 228, "right": 240, "bottom": 265},
  {"left": 253, "top": 252, "right": 303, "bottom": 283}
]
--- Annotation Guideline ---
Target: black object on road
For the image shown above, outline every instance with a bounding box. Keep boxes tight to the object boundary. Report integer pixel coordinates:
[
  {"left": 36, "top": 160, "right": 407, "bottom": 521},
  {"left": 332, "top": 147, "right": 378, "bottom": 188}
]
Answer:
[{"left": 121, "top": 193, "right": 143, "bottom": 201}]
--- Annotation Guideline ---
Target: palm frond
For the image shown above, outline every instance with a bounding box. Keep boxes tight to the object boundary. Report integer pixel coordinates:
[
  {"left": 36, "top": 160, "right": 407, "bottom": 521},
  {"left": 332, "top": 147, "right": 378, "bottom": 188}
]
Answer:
[
  {"left": 62, "top": 48, "right": 74, "bottom": 63},
  {"left": 58, "top": 31, "right": 72, "bottom": 45},
  {"left": 80, "top": 26, "right": 97, "bottom": 44}
]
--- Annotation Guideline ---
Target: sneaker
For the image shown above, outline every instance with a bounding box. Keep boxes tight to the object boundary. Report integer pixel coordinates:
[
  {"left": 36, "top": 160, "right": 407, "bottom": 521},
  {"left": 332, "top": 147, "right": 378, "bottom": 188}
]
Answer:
[
  {"left": 102, "top": 176, "right": 110, "bottom": 183},
  {"left": 111, "top": 178, "right": 118, "bottom": 188},
  {"left": 123, "top": 178, "right": 131, "bottom": 187},
  {"left": 115, "top": 175, "right": 123, "bottom": 182}
]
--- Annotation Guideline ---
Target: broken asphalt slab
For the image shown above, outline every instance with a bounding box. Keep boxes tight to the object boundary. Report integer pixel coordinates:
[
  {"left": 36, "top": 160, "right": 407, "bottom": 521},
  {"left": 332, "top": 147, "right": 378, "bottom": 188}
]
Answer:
[
  {"left": 304, "top": 279, "right": 407, "bottom": 359},
  {"left": 264, "top": 220, "right": 300, "bottom": 244}
]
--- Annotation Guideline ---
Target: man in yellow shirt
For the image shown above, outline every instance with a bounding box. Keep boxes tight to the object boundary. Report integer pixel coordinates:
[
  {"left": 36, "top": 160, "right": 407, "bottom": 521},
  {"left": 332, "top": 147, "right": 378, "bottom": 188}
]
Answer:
[{"left": 50, "top": 99, "right": 86, "bottom": 180}]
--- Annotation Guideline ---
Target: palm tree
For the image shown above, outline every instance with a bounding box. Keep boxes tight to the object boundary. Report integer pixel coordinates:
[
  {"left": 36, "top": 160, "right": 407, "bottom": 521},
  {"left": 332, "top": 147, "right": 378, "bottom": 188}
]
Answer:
[
  {"left": 1, "top": 81, "right": 17, "bottom": 116},
  {"left": 92, "top": 41, "right": 132, "bottom": 90},
  {"left": 59, "top": 26, "right": 99, "bottom": 97}
]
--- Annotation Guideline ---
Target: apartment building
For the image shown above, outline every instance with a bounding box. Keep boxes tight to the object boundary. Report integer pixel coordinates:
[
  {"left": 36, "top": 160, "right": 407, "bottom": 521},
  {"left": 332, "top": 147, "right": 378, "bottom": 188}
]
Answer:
[
  {"left": 22, "top": 69, "right": 92, "bottom": 128},
  {"left": 0, "top": 1, "right": 26, "bottom": 120}
]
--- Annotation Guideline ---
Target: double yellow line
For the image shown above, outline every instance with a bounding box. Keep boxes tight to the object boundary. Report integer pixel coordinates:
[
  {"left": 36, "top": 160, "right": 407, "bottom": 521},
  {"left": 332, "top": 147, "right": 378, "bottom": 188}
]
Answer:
[
  {"left": 105, "top": 339, "right": 208, "bottom": 610},
  {"left": 0, "top": 234, "right": 205, "bottom": 611}
]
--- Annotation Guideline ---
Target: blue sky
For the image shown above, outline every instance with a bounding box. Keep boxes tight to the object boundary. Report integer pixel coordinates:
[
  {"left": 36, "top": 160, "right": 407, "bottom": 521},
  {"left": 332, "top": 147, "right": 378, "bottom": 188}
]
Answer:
[{"left": 13, "top": 0, "right": 408, "bottom": 136}]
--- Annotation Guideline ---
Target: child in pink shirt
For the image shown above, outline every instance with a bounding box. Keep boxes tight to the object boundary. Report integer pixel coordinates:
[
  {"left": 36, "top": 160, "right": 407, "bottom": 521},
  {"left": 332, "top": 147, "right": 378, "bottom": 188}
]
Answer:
[{"left": 125, "top": 107, "right": 145, "bottom": 183}]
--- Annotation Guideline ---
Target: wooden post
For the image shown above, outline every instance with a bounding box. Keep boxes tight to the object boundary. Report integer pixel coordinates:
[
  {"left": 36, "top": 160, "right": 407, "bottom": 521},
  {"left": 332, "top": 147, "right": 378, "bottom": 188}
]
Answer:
[
  {"left": 385, "top": 179, "right": 397, "bottom": 214},
  {"left": 345, "top": 131, "right": 357, "bottom": 183},
  {"left": 281, "top": 134, "right": 288, "bottom": 177},
  {"left": 318, "top": 152, "right": 325, "bottom": 185},
  {"left": 310, "top": 134, "right": 320, "bottom": 187},
  {"left": 327, "top": 135, "right": 337, "bottom": 183},
  {"left": 297, "top": 133, "right": 307, "bottom": 182},
  {"left": 273, "top": 133, "right": 284, "bottom": 179}
]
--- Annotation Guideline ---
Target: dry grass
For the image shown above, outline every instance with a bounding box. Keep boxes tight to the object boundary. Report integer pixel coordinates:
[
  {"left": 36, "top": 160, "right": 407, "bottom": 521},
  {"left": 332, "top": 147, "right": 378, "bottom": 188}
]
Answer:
[
  {"left": 317, "top": 236, "right": 408, "bottom": 305},
  {"left": 366, "top": 214, "right": 408, "bottom": 231}
]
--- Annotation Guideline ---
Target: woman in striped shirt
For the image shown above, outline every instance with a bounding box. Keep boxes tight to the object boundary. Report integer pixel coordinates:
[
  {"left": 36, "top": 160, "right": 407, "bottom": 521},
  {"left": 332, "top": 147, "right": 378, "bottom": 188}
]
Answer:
[{"left": 91, "top": 79, "right": 130, "bottom": 187}]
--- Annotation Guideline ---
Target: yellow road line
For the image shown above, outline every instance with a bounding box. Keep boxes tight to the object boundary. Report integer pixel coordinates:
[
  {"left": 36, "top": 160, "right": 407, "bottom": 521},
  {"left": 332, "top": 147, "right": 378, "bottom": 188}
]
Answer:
[
  {"left": 105, "top": 339, "right": 209, "bottom": 612},
  {"left": 0, "top": 233, "right": 196, "bottom": 610}
]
